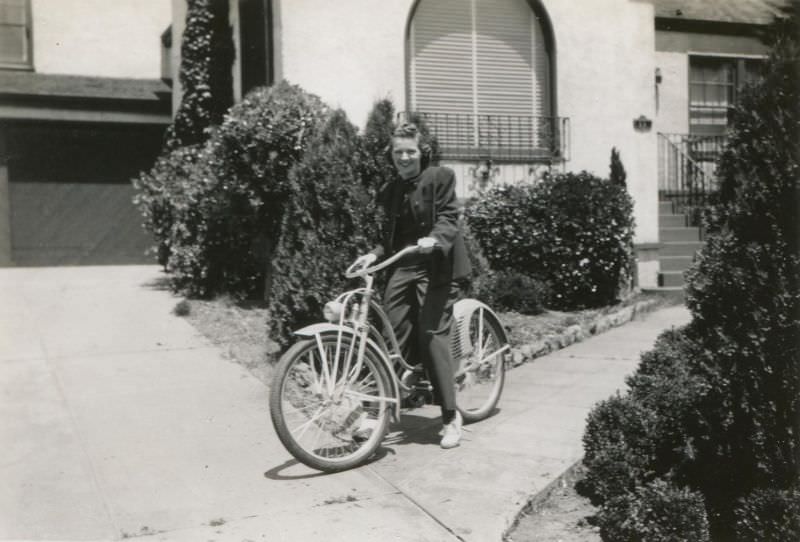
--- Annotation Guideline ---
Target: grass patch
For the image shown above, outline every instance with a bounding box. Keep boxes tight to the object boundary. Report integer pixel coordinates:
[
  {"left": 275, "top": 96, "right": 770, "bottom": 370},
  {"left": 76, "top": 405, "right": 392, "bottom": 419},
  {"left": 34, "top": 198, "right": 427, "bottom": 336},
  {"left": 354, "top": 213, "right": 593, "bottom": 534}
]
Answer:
[{"left": 183, "top": 296, "right": 279, "bottom": 385}]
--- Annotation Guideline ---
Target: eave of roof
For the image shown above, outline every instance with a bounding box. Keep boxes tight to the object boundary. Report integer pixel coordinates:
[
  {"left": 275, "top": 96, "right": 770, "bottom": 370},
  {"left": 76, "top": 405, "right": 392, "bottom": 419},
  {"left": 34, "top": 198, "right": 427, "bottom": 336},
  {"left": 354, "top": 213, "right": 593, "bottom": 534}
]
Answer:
[
  {"left": 654, "top": 0, "right": 792, "bottom": 25},
  {"left": 0, "top": 71, "right": 171, "bottom": 102}
]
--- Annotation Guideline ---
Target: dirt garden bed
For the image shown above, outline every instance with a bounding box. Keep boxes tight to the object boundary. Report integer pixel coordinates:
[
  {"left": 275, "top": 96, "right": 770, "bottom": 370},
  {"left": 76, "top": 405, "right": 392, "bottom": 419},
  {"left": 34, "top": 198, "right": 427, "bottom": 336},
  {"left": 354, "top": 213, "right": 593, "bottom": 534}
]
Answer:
[
  {"left": 178, "top": 290, "right": 680, "bottom": 386},
  {"left": 504, "top": 463, "right": 601, "bottom": 542}
]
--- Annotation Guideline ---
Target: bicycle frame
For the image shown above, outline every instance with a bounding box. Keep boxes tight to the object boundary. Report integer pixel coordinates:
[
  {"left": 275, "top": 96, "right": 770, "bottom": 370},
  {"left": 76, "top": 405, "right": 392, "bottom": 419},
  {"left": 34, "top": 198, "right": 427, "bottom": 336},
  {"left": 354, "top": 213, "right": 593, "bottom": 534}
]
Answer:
[{"left": 291, "top": 245, "right": 511, "bottom": 423}]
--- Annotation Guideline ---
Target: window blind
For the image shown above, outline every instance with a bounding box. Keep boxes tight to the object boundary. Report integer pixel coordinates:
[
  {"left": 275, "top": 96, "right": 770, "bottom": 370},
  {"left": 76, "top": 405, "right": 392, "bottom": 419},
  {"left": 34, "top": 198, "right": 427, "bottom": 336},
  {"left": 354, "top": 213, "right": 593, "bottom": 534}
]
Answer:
[{"left": 410, "top": 0, "right": 551, "bottom": 153}]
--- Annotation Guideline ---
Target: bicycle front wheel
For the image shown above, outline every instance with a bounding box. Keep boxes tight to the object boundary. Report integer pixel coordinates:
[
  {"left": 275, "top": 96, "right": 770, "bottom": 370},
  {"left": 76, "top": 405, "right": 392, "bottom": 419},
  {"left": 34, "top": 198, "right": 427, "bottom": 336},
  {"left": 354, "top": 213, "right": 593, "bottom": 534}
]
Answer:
[
  {"left": 269, "top": 334, "right": 394, "bottom": 473},
  {"left": 454, "top": 307, "right": 507, "bottom": 423}
]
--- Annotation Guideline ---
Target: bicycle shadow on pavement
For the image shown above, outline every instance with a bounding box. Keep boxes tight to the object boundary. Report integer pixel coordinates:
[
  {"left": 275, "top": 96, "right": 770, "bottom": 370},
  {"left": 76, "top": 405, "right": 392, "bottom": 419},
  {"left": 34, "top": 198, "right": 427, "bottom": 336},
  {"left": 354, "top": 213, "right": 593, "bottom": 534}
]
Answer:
[
  {"left": 264, "top": 448, "right": 398, "bottom": 480},
  {"left": 264, "top": 458, "right": 328, "bottom": 481}
]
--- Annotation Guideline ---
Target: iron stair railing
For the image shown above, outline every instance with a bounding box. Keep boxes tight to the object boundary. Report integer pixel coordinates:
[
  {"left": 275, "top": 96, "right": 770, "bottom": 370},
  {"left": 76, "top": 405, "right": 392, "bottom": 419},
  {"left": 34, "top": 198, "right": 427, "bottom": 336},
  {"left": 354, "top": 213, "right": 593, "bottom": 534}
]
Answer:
[{"left": 658, "top": 133, "right": 727, "bottom": 223}]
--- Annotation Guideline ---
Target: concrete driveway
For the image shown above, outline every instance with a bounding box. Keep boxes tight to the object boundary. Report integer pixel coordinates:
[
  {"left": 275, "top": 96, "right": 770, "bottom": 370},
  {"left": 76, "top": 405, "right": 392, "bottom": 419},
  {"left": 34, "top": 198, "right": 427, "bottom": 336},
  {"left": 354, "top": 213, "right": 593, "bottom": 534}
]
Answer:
[{"left": 0, "top": 266, "right": 691, "bottom": 541}]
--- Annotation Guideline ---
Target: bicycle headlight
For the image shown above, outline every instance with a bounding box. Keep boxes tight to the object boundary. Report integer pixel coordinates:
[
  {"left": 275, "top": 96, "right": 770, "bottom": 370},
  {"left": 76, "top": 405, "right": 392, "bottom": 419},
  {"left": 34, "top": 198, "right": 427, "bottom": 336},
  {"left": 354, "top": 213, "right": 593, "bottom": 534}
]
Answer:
[{"left": 323, "top": 301, "right": 343, "bottom": 323}]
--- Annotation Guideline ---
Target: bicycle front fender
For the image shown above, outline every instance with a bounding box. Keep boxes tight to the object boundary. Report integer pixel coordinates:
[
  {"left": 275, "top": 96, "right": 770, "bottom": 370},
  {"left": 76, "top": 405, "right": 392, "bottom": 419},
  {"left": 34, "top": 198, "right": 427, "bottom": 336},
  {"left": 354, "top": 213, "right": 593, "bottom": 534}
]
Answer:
[{"left": 293, "top": 323, "right": 401, "bottom": 421}]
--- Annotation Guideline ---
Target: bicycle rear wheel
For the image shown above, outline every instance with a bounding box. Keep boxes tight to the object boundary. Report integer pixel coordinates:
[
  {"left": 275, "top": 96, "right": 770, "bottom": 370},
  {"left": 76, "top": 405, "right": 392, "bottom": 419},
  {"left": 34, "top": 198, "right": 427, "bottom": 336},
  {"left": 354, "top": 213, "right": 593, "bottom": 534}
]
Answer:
[
  {"left": 270, "top": 334, "right": 393, "bottom": 473},
  {"left": 454, "top": 306, "right": 507, "bottom": 423}
]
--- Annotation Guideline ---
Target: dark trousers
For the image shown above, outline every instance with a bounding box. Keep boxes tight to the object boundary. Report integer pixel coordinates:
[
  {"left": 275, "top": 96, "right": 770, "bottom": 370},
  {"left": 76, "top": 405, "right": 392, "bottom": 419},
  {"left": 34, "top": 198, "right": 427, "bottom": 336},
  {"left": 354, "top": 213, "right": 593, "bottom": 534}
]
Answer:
[{"left": 383, "top": 262, "right": 459, "bottom": 416}]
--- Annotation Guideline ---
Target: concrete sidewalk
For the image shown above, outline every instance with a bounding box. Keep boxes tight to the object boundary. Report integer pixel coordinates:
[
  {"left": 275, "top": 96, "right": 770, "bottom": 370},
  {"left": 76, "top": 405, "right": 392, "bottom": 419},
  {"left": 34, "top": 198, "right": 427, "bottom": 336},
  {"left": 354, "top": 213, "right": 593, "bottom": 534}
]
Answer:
[{"left": 0, "top": 266, "right": 691, "bottom": 542}]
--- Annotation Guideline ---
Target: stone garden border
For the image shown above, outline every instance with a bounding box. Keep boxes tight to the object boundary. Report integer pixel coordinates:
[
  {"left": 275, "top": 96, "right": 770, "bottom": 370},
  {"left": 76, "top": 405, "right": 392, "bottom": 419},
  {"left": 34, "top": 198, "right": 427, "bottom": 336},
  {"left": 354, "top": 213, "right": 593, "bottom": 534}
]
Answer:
[{"left": 508, "top": 298, "right": 661, "bottom": 368}]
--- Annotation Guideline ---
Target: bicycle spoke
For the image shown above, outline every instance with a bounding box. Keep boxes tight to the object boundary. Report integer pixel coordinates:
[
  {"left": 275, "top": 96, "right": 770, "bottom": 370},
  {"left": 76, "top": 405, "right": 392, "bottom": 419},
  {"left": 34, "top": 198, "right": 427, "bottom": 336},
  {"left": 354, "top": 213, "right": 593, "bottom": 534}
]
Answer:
[
  {"left": 290, "top": 406, "right": 326, "bottom": 439},
  {"left": 342, "top": 390, "right": 398, "bottom": 404}
]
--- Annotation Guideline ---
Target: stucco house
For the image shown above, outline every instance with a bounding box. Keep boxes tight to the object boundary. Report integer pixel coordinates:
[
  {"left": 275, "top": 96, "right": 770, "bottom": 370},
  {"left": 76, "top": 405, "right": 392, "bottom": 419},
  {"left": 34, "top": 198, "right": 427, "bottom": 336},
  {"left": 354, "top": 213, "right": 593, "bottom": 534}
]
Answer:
[
  {"left": 168, "top": 0, "right": 787, "bottom": 288},
  {"left": 0, "top": 0, "right": 172, "bottom": 266}
]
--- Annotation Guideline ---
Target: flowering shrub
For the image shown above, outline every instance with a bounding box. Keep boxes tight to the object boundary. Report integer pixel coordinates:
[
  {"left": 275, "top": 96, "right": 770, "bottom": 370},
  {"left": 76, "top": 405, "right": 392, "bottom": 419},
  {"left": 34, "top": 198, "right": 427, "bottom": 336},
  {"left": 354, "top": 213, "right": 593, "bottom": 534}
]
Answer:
[
  {"left": 135, "top": 81, "right": 329, "bottom": 297},
  {"left": 465, "top": 172, "right": 634, "bottom": 310}
]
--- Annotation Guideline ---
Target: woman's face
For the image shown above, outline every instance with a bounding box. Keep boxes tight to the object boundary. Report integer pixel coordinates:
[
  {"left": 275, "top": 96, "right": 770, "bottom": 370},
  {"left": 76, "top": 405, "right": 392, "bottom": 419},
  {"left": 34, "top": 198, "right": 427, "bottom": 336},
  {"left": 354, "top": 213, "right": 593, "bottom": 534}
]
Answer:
[{"left": 391, "top": 137, "right": 422, "bottom": 180}]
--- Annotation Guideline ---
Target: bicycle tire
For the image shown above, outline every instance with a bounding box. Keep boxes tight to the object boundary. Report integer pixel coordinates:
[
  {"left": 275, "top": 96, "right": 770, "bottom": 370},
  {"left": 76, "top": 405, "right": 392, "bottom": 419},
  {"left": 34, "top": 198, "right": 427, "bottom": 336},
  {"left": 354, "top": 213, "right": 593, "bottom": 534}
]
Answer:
[
  {"left": 269, "top": 334, "right": 393, "bottom": 473},
  {"left": 454, "top": 307, "right": 507, "bottom": 423}
]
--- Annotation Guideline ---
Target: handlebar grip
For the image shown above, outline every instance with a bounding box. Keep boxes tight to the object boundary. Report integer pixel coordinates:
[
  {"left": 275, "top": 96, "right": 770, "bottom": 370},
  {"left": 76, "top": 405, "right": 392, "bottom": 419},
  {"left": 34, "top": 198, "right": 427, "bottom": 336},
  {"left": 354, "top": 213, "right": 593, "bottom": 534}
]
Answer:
[{"left": 345, "top": 244, "right": 426, "bottom": 278}]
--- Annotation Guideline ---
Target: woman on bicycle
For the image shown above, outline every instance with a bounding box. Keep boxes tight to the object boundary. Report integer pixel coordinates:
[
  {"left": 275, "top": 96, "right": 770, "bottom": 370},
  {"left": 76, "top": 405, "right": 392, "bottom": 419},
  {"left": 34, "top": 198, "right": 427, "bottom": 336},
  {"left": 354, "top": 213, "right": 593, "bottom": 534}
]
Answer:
[{"left": 355, "top": 122, "right": 471, "bottom": 449}]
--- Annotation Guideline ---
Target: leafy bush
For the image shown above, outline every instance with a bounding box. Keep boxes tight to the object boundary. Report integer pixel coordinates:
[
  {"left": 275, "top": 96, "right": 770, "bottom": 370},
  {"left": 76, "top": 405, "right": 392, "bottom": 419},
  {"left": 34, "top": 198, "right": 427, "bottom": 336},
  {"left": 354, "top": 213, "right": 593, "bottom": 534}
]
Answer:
[
  {"left": 267, "top": 110, "right": 383, "bottom": 345},
  {"left": 132, "top": 144, "right": 202, "bottom": 265},
  {"left": 472, "top": 270, "right": 547, "bottom": 315},
  {"left": 734, "top": 487, "right": 800, "bottom": 542},
  {"left": 165, "top": 81, "right": 329, "bottom": 298},
  {"left": 466, "top": 172, "right": 634, "bottom": 310},
  {"left": 597, "top": 479, "right": 710, "bottom": 542},
  {"left": 165, "top": 0, "right": 234, "bottom": 150}
]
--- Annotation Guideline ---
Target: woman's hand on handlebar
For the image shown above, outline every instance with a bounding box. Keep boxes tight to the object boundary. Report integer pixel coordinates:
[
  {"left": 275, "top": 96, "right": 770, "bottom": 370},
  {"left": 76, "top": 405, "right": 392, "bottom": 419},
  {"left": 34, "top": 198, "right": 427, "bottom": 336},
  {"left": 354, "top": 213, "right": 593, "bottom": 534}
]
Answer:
[
  {"left": 417, "top": 237, "right": 439, "bottom": 254},
  {"left": 353, "top": 252, "right": 377, "bottom": 269}
]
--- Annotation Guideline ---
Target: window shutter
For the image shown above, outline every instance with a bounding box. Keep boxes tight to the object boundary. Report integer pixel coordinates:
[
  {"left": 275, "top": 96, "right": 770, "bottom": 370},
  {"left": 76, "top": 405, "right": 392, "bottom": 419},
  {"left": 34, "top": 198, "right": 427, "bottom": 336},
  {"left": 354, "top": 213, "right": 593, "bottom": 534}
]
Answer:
[
  {"left": 410, "top": 0, "right": 553, "bottom": 156},
  {"left": 0, "top": 0, "right": 30, "bottom": 66},
  {"left": 475, "top": 0, "right": 533, "bottom": 117},
  {"left": 411, "top": 0, "right": 474, "bottom": 150}
]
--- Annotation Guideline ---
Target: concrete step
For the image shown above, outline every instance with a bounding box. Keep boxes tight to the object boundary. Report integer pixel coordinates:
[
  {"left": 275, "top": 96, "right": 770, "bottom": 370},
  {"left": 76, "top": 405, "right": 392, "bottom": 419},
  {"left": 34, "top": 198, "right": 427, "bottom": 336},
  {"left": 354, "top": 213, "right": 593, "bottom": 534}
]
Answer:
[
  {"left": 661, "top": 241, "right": 704, "bottom": 257},
  {"left": 660, "top": 214, "right": 688, "bottom": 227},
  {"left": 659, "top": 271, "right": 685, "bottom": 287},
  {"left": 659, "top": 200, "right": 675, "bottom": 214},
  {"left": 641, "top": 286, "right": 686, "bottom": 302},
  {"left": 660, "top": 255, "right": 694, "bottom": 272},
  {"left": 660, "top": 226, "right": 701, "bottom": 242}
]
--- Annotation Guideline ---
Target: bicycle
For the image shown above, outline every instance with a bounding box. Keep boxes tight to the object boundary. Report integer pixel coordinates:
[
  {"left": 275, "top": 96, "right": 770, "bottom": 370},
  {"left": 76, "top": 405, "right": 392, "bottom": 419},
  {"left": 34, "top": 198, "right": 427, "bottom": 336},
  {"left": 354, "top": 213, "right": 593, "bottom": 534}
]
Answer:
[{"left": 269, "top": 245, "right": 510, "bottom": 473}]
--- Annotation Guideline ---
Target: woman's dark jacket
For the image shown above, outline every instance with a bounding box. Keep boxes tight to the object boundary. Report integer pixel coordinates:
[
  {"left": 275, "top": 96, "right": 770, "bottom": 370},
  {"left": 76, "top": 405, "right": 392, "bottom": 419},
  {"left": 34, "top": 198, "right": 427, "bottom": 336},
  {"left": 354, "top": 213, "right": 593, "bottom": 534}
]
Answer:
[{"left": 371, "top": 166, "right": 471, "bottom": 286}]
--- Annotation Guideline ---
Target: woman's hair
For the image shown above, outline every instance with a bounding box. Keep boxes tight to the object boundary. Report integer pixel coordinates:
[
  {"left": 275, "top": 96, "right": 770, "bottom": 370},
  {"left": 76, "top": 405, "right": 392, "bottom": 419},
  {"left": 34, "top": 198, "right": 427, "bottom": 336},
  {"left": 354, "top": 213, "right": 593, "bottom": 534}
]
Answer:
[{"left": 386, "top": 122, "right": 433, "bottom": 169}]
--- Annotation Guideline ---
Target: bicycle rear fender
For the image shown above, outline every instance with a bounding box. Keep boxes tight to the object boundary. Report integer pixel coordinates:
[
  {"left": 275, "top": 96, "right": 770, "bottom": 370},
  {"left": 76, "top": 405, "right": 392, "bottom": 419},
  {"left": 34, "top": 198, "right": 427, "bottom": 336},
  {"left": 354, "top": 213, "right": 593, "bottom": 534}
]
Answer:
[
  {"left": 293, "top": 323, "right": 402, "bottom": 421},
  {"left": 451, "top": 299, "right": 510, "bottom": 360}
]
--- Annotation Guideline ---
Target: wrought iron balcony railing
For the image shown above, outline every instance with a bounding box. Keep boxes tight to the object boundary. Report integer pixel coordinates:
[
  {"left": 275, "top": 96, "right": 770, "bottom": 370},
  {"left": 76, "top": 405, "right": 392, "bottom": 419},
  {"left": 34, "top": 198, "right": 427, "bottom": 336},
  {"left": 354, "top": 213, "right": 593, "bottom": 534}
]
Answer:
[{"left": 398, "top": 112, "right": 569, "bottom": 163}]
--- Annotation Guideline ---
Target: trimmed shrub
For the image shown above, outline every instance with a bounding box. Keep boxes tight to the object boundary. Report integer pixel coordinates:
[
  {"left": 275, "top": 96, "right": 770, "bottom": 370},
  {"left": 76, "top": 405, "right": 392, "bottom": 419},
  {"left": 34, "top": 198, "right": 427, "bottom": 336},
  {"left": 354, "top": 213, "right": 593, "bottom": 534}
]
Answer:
[
  {"left": 581, "top": 13, "right": 800, "bottom": 541},
  {"left": 267, "top": 110, "right": 383, "bottom": 345},
  {"left": 597, "top": 480, "right": 711, "bottom": 542},
  {"left": 362, "top": 98, "right": 397, "bottom": 189},
  {"left": 609, "top": 147, "right": 627, "bottom": 188},
  {"left": 734, "top": 487, "right": 800, "bottom": 542},
  {"left": 679, "top": 15, "right": 800, "bottom": 536},
  {"left": 581, "top": 395, "right": 657, "bottom": 505},
  {"left": 473, "top": 270, "right": 548, "bottom": 315},
  {"left": 624, "top": 328, "right": 708, "bottom": 482},
  {"left": 165, "top": 0, "right": 234, "bottom": 150},
  {"left": 466, "top": 172, "right": 634, "bottom": 310}
]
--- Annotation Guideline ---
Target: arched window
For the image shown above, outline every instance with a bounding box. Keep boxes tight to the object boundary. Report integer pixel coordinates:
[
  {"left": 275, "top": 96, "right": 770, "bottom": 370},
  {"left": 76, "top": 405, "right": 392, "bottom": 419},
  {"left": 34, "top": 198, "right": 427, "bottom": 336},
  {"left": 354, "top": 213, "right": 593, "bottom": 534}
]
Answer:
[{"left": 408, "top": 0, "right": 557, "bottom": 160}]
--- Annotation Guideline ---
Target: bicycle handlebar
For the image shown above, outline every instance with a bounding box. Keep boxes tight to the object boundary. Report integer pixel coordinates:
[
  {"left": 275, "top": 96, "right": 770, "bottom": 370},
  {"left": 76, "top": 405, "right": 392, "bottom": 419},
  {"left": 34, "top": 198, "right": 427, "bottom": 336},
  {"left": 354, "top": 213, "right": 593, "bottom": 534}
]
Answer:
[{"left": 345, "top": 244, "right": 434, "bottom": 279}]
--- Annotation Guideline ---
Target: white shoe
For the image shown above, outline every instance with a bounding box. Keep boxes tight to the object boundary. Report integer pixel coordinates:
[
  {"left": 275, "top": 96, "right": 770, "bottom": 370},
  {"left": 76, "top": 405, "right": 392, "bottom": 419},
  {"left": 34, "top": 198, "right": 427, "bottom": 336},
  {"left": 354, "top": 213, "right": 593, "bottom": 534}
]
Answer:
[{"left": 440, "top": 411, "right": 462, "bottom": 449}]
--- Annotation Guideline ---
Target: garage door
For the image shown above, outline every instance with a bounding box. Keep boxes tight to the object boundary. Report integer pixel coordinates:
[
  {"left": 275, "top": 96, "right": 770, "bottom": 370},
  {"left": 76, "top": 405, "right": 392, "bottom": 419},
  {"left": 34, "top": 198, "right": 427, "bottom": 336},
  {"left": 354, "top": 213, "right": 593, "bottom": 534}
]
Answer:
[{"left": 7, "top": 122, "right": 163, "bottom": 266}]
